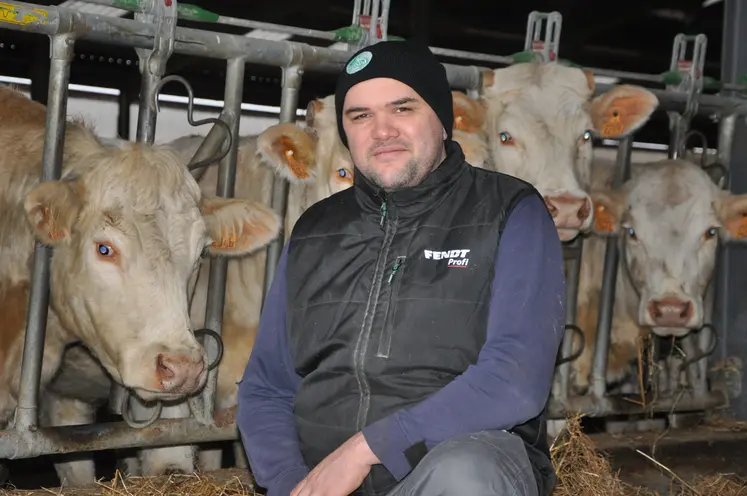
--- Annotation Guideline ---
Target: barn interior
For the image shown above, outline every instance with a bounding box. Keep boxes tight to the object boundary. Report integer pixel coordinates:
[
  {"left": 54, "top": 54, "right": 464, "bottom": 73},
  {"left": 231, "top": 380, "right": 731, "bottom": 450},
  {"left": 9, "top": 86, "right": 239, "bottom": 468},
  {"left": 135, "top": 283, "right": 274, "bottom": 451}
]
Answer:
[{"left": 1, "top": 0, "right": 747, "bottom": 494}]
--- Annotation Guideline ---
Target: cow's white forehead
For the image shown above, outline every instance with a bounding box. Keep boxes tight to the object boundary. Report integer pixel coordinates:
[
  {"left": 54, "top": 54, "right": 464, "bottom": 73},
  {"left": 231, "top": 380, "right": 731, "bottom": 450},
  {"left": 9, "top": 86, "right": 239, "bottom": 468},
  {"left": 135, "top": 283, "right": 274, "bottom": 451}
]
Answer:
[{"left": 626, "top": 161, "right": 720, "bottom": 232}]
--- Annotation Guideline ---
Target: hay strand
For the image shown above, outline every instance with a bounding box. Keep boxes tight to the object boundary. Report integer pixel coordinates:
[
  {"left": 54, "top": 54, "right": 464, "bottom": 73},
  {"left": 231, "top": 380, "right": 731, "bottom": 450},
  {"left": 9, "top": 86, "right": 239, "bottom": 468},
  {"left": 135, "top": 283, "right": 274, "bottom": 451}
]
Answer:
[{"left": 0, "top": 469, "right": 260, "bottom": 496}]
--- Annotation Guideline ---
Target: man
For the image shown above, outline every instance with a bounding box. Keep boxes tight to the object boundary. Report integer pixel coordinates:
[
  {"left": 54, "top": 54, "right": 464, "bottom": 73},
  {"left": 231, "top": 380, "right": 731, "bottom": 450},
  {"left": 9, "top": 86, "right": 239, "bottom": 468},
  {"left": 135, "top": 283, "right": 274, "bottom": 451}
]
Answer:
[{"left": 237, "top": 40, "right": 566, "bottom": 496}]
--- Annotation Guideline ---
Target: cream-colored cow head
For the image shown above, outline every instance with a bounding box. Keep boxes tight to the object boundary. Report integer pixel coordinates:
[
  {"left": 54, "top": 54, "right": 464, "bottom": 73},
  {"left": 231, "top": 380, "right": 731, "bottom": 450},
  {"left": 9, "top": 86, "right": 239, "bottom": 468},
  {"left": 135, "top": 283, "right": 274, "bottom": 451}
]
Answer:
[
  {"left": 25, "top": 141, "right": 280, "bottom": 402},
  {"left": 471, "top": 62, "right": 658, "bottom": 242},
  {"left": 256, "top": 94, "right": 355, "bottom": 233},
  {"left": 590, "top": 159, "right": 747, "bottom": 337}
]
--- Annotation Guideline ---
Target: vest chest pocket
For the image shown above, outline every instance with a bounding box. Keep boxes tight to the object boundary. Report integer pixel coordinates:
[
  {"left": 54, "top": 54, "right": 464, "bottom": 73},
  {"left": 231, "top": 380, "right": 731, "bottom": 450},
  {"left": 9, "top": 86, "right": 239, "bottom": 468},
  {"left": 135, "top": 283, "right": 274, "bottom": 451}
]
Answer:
[{"left": 396, "top": 246, "right": 495, "bottom": 304}]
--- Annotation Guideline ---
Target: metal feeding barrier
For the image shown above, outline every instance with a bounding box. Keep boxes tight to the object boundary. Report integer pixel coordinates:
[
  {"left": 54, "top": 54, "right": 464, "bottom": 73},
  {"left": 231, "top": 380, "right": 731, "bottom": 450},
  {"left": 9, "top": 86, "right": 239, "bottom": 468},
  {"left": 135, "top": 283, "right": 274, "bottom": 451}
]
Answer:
[{"left": 0, "top": 0, "right": 744, "bottom": 464}]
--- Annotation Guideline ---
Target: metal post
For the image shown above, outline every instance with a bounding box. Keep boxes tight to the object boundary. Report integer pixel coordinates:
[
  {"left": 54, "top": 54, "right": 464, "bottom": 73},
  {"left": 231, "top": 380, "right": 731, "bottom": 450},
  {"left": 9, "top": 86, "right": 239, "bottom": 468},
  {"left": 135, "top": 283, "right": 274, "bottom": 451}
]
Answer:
[
  {"left": 713, "top": 0, "right": 747, "bottom": 421},
  {"left": 15, "top": 33, "right": 76, "bottom": 432},
  {"left": 590, "top": 137, "right": 633, "bottom": 398},
  {"left": 261, "top": 63, "right": 303, "bottom": 302},
  {"left": 555, "top": 237, "right": 583, "bottom": 400},
  {"left": 189, "top": 56, "right": 245, "bottom": 425}
]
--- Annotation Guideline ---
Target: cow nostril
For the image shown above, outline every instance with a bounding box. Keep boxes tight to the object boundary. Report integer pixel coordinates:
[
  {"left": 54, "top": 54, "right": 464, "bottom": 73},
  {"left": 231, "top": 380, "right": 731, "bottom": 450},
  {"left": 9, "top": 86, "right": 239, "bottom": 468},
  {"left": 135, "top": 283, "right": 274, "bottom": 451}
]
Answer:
[
  {"left": 156, "top": 353, "right": 174, "bottom": 380},
  {"left": 544, "top": 196, "right": 558, "bottom": 217},
  {"left": 577, "top": 198, "right": 591, "bottom": 221}
]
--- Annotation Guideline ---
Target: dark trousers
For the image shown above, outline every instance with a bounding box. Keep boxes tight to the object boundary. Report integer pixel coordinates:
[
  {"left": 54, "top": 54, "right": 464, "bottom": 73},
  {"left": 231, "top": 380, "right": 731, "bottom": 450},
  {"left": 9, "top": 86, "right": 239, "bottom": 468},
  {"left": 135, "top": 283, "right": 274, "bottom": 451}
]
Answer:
[{"left": 383, "top": 430, "right": 540, "bottom": 496}]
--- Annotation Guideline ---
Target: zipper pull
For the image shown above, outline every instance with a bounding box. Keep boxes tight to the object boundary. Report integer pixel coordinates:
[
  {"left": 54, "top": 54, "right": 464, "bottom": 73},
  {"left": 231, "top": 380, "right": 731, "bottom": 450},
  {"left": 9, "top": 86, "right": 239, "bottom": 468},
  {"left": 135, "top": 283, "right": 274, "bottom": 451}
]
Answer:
[
  {"left": 379, "top": 201, "right": 387, "bottom": 228},
  {"left": 388, "top": 256, "right": 406, "bottom": 284}
]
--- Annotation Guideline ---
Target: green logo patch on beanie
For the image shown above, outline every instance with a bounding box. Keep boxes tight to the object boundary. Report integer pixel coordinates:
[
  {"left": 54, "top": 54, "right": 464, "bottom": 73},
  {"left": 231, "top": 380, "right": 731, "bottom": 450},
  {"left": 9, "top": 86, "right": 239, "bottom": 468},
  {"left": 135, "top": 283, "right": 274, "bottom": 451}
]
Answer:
[{"left": 346, "top": 51, "right": 373, "bottom": 74}]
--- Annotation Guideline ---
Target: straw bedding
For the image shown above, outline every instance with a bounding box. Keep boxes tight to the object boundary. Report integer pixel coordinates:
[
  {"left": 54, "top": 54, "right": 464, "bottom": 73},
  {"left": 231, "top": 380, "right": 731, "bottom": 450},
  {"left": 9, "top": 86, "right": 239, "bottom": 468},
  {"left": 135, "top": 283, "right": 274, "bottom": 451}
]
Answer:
[{"left": 1, "top": 415, "right": 746, "bottom": 496}]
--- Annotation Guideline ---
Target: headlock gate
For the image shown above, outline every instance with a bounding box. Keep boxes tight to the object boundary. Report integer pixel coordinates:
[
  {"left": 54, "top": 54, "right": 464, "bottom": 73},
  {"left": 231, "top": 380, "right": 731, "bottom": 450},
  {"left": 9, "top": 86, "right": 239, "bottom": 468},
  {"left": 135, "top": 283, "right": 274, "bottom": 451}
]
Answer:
[{"left": 0, "top": 0, "right": 745, "bottom": 472}]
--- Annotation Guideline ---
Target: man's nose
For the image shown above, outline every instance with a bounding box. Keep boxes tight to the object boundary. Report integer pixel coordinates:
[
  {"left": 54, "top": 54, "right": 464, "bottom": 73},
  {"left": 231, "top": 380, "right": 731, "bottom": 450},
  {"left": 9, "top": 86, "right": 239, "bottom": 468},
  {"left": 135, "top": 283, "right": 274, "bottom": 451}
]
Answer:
[{"left": 372, "top": 116, "right": 398, "bottom": 139}]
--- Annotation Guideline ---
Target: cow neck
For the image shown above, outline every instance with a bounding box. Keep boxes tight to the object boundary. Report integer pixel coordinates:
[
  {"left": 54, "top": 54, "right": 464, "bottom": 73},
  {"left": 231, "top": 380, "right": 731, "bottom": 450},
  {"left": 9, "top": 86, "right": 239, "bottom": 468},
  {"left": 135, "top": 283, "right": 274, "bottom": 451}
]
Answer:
[{"left": 353, "top": 139, "right": 467, "bottom": 222}]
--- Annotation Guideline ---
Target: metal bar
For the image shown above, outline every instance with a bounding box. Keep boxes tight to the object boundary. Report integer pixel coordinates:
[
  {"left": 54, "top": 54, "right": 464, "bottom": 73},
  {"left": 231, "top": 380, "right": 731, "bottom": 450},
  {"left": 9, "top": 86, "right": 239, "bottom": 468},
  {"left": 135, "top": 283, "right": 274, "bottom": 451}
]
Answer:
[
  {"left": 712, "top": 0, "right": 747, "bottom": 421},
  {"left": 546, "top": 389, "right": 727, "bottom": 419},
  {"left": 189, "top": 56, "right": 245, "bottom": 426},
  {"left": 9, "top": 1, "right": 747, "bottom": 110},
  {"left": 555, "top": 237, "right": 583, "bottom": 401},
  {"left": 15, "top": 33, "right": 76, "bottom": 432},
  {"left": 0, "top": 407, "right": 238, "bottom": 459},
  {"left": 590, "top": 137, "right": 634, "bottom": 398},
  {"left": 117, "top": 88, "right": 130, "bottom": 140},
  {"left": 262, "top": 63, "right": 303, "bottom": 302}
]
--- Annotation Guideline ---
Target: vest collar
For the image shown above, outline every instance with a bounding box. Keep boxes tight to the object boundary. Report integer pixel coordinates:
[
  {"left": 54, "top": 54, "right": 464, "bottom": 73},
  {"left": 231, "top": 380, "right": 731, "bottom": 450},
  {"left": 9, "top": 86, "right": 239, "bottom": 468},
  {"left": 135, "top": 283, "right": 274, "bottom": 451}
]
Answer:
[{"left": 353, "top": 140, "right": 467, "bottom": 219}]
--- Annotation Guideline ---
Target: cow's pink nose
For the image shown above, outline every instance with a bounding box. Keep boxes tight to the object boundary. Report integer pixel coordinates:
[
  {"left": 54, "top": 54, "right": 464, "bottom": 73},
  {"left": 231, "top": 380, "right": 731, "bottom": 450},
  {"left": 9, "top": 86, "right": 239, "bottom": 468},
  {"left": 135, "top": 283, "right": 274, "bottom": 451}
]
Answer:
[
  {"left": 544, "top": 194, "right": 592, "bottom": 229},
  {"left": 647, "top": 298, "right": 693, "bottom": 327},
  {"left": 155, "top": 352, "right": 205, "bottom": 394}
]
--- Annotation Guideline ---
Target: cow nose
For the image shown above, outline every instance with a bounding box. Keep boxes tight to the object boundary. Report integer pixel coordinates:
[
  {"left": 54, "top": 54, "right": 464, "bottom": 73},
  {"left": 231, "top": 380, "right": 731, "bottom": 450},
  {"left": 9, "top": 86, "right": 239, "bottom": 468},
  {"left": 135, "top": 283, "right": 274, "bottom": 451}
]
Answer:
[
  {"left": 544, "top": 194, "right": 592, "bottom": 229},
  {"left": 647, "top": 298, "right": 693, "bottom": 327},
  {"left": 155, "top": 352, "right": 205, "bottom": 394}
]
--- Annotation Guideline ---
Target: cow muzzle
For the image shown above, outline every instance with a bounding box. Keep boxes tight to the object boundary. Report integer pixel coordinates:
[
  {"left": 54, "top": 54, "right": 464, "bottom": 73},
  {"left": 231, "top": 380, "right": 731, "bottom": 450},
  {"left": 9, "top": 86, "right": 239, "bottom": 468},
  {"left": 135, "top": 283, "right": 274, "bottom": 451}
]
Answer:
[
  {"left": 645, "top": 296, "right": 698, "bottom": 330},
  {"left": 544, "top": 193, "right": 592, "bottom": 231},
  {"left": 154, "top": 349, "right": 207, "bottom": 395},
  {"left": 544, "top": 192, "right": 592, "bottom": 241}
]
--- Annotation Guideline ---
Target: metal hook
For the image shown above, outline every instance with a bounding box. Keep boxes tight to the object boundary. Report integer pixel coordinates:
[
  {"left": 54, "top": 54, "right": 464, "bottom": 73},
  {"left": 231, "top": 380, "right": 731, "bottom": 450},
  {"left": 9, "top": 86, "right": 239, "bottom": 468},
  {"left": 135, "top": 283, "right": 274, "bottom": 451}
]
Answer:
[
  {"left": 556, "top": 324, "right": 585, "bottom": 366},
  {"left": 679, "top": 129, "right": 729, "bottom": 187},
  {"left": 120, "top": 389, "right": 163, "bottom": 429},
  {"left": 677, "top": 323, "right": 719, "bottom": 374},
  {"left": 193, "top": 327, "right": 224, "bottom": 371},
  {"left": 152, "top": 74, "right": 234, "bottom": 171}
]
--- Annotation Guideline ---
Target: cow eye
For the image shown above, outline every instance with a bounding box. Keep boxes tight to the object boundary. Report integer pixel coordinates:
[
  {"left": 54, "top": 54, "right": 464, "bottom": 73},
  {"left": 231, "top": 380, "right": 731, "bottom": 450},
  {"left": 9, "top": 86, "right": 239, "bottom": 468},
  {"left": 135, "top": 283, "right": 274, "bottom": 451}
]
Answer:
[
  {"left": 626, "top": 226, "right": 637, "bottom": 240},
  {"left": 338, "top": 168, "right": 347, "bottom": 178},
  {"left": 96, "top": 243, "right": 114, "bottom": 257},
  {"left": 498, "top": 131, "right": 512, "bottom": 144},
  {"left": 704, "top": 226, "right": 718, "bottom": 240},
  {"left": 582, "top": 130, "right": 592, "bottom": 142}
]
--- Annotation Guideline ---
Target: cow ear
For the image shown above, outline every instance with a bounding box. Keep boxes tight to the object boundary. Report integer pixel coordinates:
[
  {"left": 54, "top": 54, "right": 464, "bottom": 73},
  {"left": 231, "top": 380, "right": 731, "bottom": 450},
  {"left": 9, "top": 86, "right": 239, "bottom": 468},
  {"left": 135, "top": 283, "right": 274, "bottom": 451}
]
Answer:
[
  {"left": 256, "top": 123, "right": 317, "bottom": 183},
  {"left": 590, "top": 189, "right": 626, "bottom": 235},
  {"left": 24, "top": 180, "right": 84, "bottom": 245},
  {"left": 452, "top": 91, "right": 486, "bottom": 134},
  {"left": 201, "top": 196, "right": 281, "bottom": 257},
  {"left": 716, "top": 193, "right": 747, "bottom": 241},
  {"left": 590, "top": 85, "right": 659, "bottom": 138},
  {"left": 453, "top": 129, "right": 489, "bottom": 169}
]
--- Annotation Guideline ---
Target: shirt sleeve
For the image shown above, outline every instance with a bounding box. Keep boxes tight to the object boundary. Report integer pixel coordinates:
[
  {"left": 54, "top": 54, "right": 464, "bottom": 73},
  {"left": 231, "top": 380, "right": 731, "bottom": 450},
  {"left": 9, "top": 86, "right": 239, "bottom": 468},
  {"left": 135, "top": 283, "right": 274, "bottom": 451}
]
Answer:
[
  {"left": 361, "top": 192, "right": 566, "bottom": 480},
  {"left": 236, "top": 242, "right": 310, "bottom": 496}
]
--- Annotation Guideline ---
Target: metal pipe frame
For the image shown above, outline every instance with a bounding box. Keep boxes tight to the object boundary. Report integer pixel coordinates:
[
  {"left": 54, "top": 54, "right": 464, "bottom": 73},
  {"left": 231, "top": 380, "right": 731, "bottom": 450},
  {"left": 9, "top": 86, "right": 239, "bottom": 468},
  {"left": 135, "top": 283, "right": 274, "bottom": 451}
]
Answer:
[
  {"left": 188, "top": 56, "right": 246, "bottom": 426},
  {"left": 15, "top": 32, "right": 76, "bottom": 432},
  {"left": 2, "top": 0, "right": 747, "bottom": 460},
  {"left": 547, "top": 389, "right": 727, "bottom": 419},
  {"left": 262, "top": 63, "right": 303, "bottom": 302},
  {"left": 589, "top": 137, "right": 634, "bottom": 399}
]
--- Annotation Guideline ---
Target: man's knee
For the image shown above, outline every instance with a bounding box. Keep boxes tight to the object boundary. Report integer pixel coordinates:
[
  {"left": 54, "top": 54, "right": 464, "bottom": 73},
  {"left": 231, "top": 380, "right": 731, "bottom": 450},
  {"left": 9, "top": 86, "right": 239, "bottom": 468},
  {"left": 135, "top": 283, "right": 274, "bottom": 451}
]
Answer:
[{"left": 405, "top": 431, "right": 538, "bottom": 496}]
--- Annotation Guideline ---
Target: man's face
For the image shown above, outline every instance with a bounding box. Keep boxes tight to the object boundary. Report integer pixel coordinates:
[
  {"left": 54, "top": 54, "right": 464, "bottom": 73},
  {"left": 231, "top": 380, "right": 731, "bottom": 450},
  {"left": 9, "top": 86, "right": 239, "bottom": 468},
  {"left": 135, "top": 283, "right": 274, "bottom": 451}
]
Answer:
[{"left": 341, "top": 78, "right": 446, "bottom": 191}]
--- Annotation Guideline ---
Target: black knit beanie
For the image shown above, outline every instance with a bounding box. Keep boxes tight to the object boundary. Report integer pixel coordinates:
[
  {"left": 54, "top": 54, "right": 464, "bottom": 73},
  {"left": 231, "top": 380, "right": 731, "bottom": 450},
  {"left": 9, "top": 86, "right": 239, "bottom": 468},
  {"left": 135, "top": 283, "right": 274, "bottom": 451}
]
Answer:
[{"left": 334, "top": 39, "right": 453, "bottom": 149}]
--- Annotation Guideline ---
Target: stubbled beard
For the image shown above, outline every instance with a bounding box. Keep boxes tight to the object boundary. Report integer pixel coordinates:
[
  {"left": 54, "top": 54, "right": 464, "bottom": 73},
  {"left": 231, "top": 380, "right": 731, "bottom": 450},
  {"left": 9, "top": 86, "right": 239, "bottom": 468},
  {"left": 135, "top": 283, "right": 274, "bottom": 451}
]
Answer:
[{"left": 367, "top": 157, "right": 423, "bottom": 191}]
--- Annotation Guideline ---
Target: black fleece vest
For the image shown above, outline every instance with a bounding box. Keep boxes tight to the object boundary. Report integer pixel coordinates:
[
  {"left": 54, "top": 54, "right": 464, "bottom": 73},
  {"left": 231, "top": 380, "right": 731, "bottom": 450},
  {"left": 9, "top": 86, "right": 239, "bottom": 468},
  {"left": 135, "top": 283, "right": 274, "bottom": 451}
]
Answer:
[{"left": 285, "top": 141, "right": 555, "bottom": 495}]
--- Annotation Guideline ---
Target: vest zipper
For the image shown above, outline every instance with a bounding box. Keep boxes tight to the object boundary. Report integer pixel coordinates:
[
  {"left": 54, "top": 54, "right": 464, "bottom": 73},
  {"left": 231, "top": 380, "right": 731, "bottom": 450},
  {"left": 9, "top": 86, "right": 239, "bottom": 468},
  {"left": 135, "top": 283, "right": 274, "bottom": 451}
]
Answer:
[
  {"left": 353, "top": 196, "right": 397, "bottom": 431},
  {"left": 377, "top": 255, "right": 406, "bottom": 358}
]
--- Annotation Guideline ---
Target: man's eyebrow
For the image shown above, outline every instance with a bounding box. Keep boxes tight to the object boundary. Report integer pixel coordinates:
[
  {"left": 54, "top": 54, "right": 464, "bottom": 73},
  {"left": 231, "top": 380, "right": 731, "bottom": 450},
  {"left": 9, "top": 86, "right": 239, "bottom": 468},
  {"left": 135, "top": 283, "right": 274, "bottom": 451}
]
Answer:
[
  {"left": 389, "top": 97, "right": 419, "bottom": 106},
  {"left": 344, "top": 97, "right": 420, "bottom": 116}
]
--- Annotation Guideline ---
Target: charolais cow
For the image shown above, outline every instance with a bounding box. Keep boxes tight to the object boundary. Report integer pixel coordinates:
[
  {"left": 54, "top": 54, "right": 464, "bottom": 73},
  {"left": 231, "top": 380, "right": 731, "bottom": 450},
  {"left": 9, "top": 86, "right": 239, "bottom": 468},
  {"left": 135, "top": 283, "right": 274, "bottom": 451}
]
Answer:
[
  {"left": 0, "top": 84, "right": 281, "bottom": 486},
  {"left": 450, "top": 62, "right": 660, "bottom": 242},
  {"left": 46, "top": 94, "right": 358, "bottom": 481},
  {"left": 569, "top": 157, "right": 747, "bottom": 393}
]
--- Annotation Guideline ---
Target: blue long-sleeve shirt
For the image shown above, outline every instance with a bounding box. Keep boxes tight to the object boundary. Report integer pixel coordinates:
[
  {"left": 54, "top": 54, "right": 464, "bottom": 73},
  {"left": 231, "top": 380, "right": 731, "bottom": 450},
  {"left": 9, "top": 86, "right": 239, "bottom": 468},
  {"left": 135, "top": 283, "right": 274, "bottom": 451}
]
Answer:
[{"left": 237, "top": 192, "right": 566, "bottom": 495}]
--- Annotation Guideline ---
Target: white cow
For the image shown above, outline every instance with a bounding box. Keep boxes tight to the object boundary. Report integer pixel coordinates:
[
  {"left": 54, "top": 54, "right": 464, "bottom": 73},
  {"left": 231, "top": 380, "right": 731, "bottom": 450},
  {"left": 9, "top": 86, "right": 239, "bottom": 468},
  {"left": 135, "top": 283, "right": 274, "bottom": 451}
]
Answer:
[
  {"left": 45, "top": 94, "right": 357, "bottom": 482},
  {"left": 0, "top": 84, "right": 281, "bottom": 486},
  {"left": 569, "top": 157, "right": 747, "bottom": 393},
  {"left": 452, "top": 62, "right": 660, "bottom": 242}
]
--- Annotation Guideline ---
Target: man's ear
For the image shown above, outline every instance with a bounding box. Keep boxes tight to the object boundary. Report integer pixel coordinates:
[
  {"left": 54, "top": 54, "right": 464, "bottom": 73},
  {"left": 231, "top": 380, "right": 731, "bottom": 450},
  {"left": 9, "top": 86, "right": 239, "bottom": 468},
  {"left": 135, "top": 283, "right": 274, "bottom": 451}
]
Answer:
[
  {"left": 201, "top": 196, "right": 281, "bottom": 257},
  {"left": 24, "top": 180, "right": 84, "bottom": 245}
]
